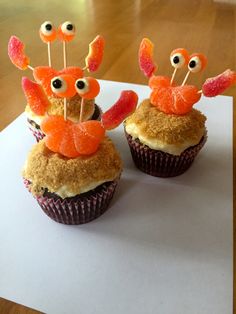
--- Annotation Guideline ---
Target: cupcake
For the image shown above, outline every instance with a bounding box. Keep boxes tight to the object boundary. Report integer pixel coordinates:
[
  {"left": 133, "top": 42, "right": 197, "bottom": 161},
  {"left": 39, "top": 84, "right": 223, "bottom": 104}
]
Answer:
[
  {"left": 124, "top": 38, "right": 236, "bottom": 177},
  {"left": 8, "top": 21, "right": 105, "bottom": 141},
  {"left": 23, "top": 136, "right": 122, "bottom": 224},
  {"left": 22, "top": 68, "right": 138, "bottom": 224}
]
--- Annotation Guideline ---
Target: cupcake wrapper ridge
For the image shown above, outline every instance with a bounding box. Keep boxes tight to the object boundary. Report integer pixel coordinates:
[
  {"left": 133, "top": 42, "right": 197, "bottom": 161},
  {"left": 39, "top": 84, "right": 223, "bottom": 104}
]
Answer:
[
  {"left": 125, "top": 131, "right": 206, "bottom": 177},
  {"left": 24, "top": 179, "right": 118, "bottom": 225}
]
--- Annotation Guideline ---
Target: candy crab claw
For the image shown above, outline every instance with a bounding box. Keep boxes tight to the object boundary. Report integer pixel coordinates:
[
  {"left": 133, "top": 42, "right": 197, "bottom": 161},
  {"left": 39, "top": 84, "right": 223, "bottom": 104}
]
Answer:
[
  {"left": 8, "top": 36, "right": 30, "bottom": 70},
  {"left": 22, "top": 77, "right": 50, "bottom": 115},
  {"left": 85, "top": 35, "right": 105, "bottom": 72},
  {"left": 202, "top": 69, "right": 236, "bottom": 97},
  {"left": 139, "top": 38, "right": 157, "bottom": 78},
  {"left": 101, "top": 90, "right": 138, "bottom": 130}
]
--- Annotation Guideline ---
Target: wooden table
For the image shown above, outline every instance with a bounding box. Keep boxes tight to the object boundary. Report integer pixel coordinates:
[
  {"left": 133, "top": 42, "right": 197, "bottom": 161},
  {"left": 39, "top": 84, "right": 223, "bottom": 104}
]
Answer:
[{"left": 0, "top": 0, "right": 235, "bottom": 313}]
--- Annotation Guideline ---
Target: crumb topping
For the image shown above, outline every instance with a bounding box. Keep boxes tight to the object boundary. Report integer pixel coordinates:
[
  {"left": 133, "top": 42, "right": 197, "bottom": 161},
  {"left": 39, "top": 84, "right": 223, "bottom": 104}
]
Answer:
[
  {"left": 125, "top": 99, "right": 206, "bottom": 144},
  {"left": 23, "top": 137, "right": 122, "bottom": 196}
]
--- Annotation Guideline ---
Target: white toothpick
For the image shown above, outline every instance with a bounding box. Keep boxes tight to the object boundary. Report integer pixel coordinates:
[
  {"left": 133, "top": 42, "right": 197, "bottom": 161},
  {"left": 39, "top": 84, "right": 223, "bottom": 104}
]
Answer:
[
  {"left": 27, "top": 65, "right": 34, "bottom": 71},
  {"left": 198, "top": 90, "right": 202, "bottom": 94},
  {"left": 63, "top": 41, "right": 67, "bottom": 68},
  {"left": 79, "top": 98, "right": 85, "bottom": 123},
  {"left": 64, "top": 98, "right": 67, "bottom": 120},
  {"left": 82, "top": 66, "right": 88, "bottom": 71},
  {"left": 181, "top": 70, "right": 191, "bottom": 86},
  {"left": 170, "top": 68, "right": 177, "bottom": 85},
  {"left": 47, "top": 42, "right": 52, "bottom": 67}
]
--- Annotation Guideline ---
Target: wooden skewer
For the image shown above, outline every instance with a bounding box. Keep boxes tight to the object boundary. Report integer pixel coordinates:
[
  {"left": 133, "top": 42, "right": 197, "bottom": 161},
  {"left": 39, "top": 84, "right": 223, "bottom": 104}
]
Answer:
[
  {"left": 64, "top": 98, "right": 67, "bottom": 120},
  {"left": 27, "top": 65, "right": 34, "bottom": 71},
  {"left": 79, "top": 98, "right": 85, "bottom": 123},
  {"left": 63, "top": 41, "right": 67, "bottom": 68},
  {"left": 198, "top": 90, "right": 202, "bottom": 94},
  {"left": 170, "top": 68, "right": 177, "bottom": 85},
  {"left": 181, "top": 70, "right": 191, "bottom": 86},
  {"left": 47, "top": 42, "right": 52, "bottom": 67}
]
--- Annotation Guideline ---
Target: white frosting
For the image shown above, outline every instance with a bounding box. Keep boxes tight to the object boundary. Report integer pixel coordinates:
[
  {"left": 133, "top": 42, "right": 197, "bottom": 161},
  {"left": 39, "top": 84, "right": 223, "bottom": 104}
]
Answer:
[{"left": 125, "top": 122, "right": 204, "bottom": 156}]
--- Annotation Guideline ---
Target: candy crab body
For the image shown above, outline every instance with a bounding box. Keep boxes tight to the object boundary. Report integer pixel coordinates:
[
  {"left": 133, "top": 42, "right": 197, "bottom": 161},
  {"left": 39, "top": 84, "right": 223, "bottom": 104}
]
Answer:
[{"left": 139, "top": 38, "right": 236, "bottom": 116}]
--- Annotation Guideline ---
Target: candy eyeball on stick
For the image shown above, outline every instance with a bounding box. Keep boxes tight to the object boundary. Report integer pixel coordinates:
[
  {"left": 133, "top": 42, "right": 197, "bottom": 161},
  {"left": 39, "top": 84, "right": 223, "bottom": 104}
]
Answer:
[
  {"left": 51, "top": 75, "right": 77, "bottom": 98},
  {"left": 75, "top": 77, "right": 100, "bottom": 99},
  {"left": 170, "top": 48, "right": 189, "bottom": 69},
  {"left": 188, "top": 53, "right": 207, "bottom": 73},
  {"left": 39, "top": 21, "right": 57, "bottom": 43},
  {"left": 58, "top": 21, "right": 76, "bottom": 42}
]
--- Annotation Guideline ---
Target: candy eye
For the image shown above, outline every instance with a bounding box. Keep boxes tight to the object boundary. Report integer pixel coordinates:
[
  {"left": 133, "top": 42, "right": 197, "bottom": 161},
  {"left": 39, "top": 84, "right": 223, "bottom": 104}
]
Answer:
[
  {"left": 75, "top": 77, "right": 100, "bottom": 99},
  {"left": 57, "top": 21, "right": 76, "bottom": 42},
  {"left": 170, "top": 48, "right": 189, "bottom": 69},
  {"left": 51, "top": 76, "right": 67, "bottom": 94},
  {"left": 39, "top": 21, "right": 57, "bottom": 43},
  {"left": 188, "top": 53, "right": 207, "bottom": 73},
  {"left": 51, "top": 75, "right": 76, "bottom": 98}
]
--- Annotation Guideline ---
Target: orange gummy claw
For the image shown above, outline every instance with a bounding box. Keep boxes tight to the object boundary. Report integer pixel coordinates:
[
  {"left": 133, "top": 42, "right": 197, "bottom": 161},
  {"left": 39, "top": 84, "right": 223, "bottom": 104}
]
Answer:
[
  {"left": 202, "top": 69, "right": 236, "bottom": 97},
  {"left": 85, "top": 35, "right": 105, "bottom": 72},
  {"left": 22, "top": 77, "right": 50, "bottom": 115},
  {"left": 139, "top": 38, "right": 157, "bottom": 78},
  {"left": 8, "top": 36, "right": 30, "bottom": 70},
  {"left": 102, "top": 90, "right": 138, "bottom": 130}
]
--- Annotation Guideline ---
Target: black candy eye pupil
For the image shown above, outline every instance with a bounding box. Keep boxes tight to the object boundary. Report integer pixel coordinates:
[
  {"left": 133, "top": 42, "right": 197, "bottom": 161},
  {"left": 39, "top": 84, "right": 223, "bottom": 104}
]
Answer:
[
  {"left": 173, "top": 56, "right": 179, "bottom": 64},
  {"left": 189, "top": 60, "right": 196, "bottom": 68},
  {"left": 45, "top": 24, "right": 52, "bottom": 31},
  {"left": 52, "top": 79, "right": 62, "bottom": 89},
  {"left": 67, "top": 24, "right": 73, "bottom": 31},
  {"left": 76, "top": 81, "right": 85, "bottom": 89}
]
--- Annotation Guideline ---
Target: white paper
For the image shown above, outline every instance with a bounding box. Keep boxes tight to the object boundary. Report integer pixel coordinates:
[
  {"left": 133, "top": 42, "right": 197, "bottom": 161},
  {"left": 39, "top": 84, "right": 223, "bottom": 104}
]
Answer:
[{"left": 0, "top": 80, "right": 232, "bottom": 314}]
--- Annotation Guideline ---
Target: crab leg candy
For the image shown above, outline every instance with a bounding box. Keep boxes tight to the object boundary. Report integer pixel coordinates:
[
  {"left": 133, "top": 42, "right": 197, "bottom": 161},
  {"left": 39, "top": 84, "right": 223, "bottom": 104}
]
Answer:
[
  {"left": 58, "top": 21, "right": 76, "bottom": 68},
  {"left": 85, "top": 35, "right": 105, "bottom": 72},
  {"left": 139, "top": 38, "right": 157, "bottom": 78},
  {"left": 8, "top": 36, "right": 30, "bottom": 70},
  {"left": 22, "top": 77, "right": 50, "bottom": 115},
  {"left": 101, "top": 90, "right": 138, "bottom": 130},
  {"left": 202, "top": 69, "right": 236, "bottom": 97},
  {"left": 39, "top": 21, "right": 57, "bottom": 67}
]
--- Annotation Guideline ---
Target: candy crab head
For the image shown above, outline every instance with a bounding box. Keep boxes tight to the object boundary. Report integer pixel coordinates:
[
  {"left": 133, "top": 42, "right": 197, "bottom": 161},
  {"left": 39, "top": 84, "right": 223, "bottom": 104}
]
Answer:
[{"left": 139, "top": 38, "right": 236, "bottom": 115}]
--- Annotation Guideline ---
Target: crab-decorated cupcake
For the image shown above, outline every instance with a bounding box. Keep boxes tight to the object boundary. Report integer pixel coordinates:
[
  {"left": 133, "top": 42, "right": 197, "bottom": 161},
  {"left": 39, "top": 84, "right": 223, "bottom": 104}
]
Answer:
[
  {"left": 8, "top": 21, "right": 105, "bottom": 141},
  {"left": 124, "top": 38, "right": 236, "bottom": 177},
  {"left": 22, "top": 73, "right": 138, "bottom": 224}
]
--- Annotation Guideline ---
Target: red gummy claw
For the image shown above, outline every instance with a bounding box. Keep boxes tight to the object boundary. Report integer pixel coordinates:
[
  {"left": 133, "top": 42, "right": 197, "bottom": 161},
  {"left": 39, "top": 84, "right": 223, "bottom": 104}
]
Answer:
[
  {"left": 8, "top": 36, "right": 30, "bottom": 70},
  {"left": 22, "top": 77, "right": 50, "bottom": 115},
  {"left": 202, "top": 69, "right": 236, "bottom": 97},
  {"left": 139, "top": 38, "right": 157, "bottom": 78},
  {"left": 101, "top": 90, "right": 138, "bottom": 130}
]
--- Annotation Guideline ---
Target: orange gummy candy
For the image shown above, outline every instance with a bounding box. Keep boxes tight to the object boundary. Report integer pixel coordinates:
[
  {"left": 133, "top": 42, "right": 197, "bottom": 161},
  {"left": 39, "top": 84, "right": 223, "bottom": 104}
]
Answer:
[
  {"left": 41, "top": 116, "right": 105, "bottom": 158},
  {"left": 33, "top": 66, "right": 58, "bottom": 97},
  {"left": 149, "top": 76, "right": 171, "bottom": 89},
  {"left": 85, "top": 35, "right": 105, "bottom": 72},
  {"left": 75, "top": 77, "right": 100, "bottom": 99},
  {"left": 8, "top": 36, "right": 30, "bottom": 70},
  {"left": 51, "top": 74, "right": 77, "bottom": 98},
  {"left": 150, "top": 85, "right": 201, "bottom": 115},
  {"left": 58, "top": 22, "right": 75, "bottom": 42},
  {"left": 139, "top": 38, "right": 157, "bottom": 78},
  {"left": 22, "top": 77, "right": 50, "bottom": 115}
]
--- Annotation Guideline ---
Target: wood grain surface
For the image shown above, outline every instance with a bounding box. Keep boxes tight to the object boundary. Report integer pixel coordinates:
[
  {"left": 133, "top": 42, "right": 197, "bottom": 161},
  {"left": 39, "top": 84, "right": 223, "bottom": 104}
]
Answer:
[{"left": 0, "top": 0, "right": 235, "bottom": 313}]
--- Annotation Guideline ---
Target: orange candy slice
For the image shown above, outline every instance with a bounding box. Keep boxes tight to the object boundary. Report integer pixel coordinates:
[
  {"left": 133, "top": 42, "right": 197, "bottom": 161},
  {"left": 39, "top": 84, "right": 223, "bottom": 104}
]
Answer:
[
  {"left": 41, "top": 116, "right": 105, "bottom": 158},
  {"left": 8, "top": 36, "right": 30, "bottom": 70},
  {"left": 139, "top": 38, "right": 157, "bottom": 78},
  {"left": 85, "top": 35, "right": 105, "bottom": 72},
  {"left": 150, "top": 85, "right": 201, "bottom": 115},
  {"left": 22, "top": 77, "right": 50, "bottom": 115},
  {"left": 33, "top": 66, "right": 58, "bottom": 97},
  {"left": 102, "top": 90, "right": 138, "bottom": 130},
  {"left": 149, "top": 75, "right": 171, "bottom": 89}
]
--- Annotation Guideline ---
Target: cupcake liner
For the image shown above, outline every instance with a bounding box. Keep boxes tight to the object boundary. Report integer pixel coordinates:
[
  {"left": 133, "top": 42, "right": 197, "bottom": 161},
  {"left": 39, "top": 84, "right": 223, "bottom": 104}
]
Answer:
[
  {"left": 125, "top": 131, "right": 207, "bottom": 177},
  {"left": 24, "top": 179, "right": 118, "bottom": 225}
]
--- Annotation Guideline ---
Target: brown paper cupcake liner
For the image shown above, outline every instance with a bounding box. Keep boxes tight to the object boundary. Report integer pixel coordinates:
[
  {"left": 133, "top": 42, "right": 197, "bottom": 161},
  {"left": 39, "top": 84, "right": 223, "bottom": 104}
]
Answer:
[
  {"left": 125, "top": 130, "right": 206, "bottom": 177},
  {"left": 27, "top": 104, "right": 102, "bottom": 142},
  {"left": 24, "top": 179, "right": 118, "bottom": 225}
]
